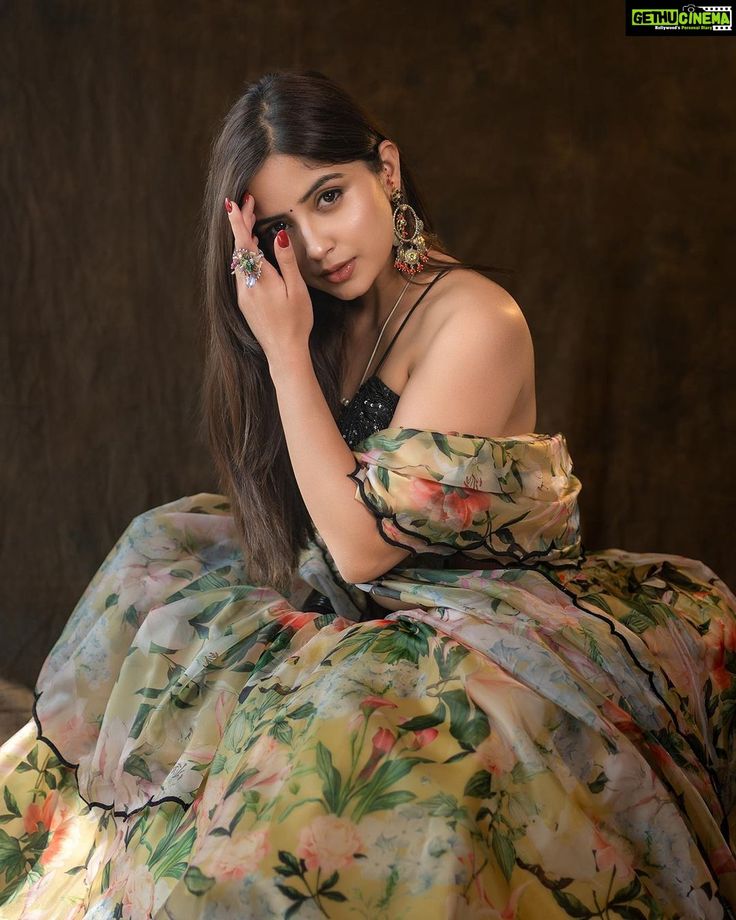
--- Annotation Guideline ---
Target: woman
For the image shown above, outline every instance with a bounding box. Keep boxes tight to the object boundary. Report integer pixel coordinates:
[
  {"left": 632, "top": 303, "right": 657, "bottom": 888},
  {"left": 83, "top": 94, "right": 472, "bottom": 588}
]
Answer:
[{"left": 0, "top": 69, "right": 733, "bottom": 919}]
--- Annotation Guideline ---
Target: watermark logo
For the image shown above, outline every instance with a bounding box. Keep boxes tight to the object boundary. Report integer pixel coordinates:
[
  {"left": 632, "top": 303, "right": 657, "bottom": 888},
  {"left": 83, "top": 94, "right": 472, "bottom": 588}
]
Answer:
[{"left": 626, "top": 1, "right": 733, "bottom": 34}]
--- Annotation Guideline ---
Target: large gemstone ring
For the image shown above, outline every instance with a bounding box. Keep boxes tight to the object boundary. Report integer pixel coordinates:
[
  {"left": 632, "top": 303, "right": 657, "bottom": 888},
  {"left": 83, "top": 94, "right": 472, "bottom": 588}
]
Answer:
[{"left": 230, "top": 247, "right": 265, "bottom": 288}]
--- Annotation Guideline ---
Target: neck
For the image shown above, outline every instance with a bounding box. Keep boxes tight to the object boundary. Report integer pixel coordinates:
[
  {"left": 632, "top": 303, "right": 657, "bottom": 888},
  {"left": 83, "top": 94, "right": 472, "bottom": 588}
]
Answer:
[{"left": 356, "top": 258, "right": 413, "bottom": 331}]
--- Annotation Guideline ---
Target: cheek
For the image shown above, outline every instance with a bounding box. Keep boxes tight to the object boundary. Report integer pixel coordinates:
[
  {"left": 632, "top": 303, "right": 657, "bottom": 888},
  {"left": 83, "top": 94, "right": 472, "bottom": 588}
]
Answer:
[{"left": 343, "top": 192, "right": 394, "bottom": 255}]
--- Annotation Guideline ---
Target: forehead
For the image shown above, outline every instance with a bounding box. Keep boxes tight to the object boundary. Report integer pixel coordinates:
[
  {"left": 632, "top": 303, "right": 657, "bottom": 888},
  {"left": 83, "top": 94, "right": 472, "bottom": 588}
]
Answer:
[{"left": 249, "top": 154, "right": 363, "bottom": 207}]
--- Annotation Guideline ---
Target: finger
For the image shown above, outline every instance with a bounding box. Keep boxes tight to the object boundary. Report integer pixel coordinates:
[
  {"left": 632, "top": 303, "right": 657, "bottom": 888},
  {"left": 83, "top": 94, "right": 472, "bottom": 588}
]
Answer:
[
  {"left": 240, "top": 193, "right": 260, "bottom": 248},
  {"left": 272, "top": 229, "right": 304, "bottom": 297},
  {"left": 224, "top": 197, "right": 256, "bottom": 251}
]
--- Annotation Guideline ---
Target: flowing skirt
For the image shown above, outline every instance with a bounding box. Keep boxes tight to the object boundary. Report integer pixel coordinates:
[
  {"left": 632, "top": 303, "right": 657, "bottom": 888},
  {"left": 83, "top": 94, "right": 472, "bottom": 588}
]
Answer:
[{"left": 0, "top": 493, "right": 734, "bottom": 919}]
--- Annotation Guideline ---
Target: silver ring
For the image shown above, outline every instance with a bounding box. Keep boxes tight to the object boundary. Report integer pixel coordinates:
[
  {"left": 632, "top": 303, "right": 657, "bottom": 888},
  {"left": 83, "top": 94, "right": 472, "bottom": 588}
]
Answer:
[{"left": 230, "top": 246, "right": 264, "bottom": 288}]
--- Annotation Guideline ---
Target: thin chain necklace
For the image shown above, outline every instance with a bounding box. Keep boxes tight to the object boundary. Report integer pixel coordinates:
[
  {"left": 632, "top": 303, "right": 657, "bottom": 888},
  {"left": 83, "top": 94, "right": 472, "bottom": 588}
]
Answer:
[{"left": 340, "top": 278, "right": 412, "bottom": 406}]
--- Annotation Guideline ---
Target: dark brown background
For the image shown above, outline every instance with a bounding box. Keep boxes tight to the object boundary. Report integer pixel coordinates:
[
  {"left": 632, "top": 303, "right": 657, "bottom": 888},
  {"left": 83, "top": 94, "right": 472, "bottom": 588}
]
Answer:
[{"left": 1, "top": 0, "right": 734, "bottom": 691}]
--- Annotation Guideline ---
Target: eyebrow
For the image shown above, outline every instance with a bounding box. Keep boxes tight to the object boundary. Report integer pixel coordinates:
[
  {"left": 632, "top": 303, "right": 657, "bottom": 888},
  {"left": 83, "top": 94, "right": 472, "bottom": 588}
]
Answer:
[{"left": 253, "top": 172, "right": 346, "bottom": 230}]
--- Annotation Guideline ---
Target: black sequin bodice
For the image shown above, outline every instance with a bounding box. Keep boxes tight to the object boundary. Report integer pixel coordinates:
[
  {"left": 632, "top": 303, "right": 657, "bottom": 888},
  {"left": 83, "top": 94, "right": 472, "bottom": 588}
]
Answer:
[
  {"left": 336, "top": 269, "right": 450, "bottom": 450},
  {"left": 337, "top": 375, "right": 399, "bottom": 449}
]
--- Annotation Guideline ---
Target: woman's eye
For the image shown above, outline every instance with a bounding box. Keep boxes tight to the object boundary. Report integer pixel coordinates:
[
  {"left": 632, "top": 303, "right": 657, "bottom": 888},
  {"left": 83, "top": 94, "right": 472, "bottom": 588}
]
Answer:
[
  {"left": 318, "top": 188, "right": 342, "bottom": 206},
  {"left": 264, "top": 220, "right": 288, "bottom": 239},
  {"left": 263, "top": 190, "right": 341, "bottom": 239}
]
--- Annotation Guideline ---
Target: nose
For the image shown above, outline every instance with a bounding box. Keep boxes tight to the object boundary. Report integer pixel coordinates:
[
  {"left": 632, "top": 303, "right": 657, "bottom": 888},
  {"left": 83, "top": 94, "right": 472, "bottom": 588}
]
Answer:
[{"left": 299, "top": 217, "right": 334, "bottom": 268}]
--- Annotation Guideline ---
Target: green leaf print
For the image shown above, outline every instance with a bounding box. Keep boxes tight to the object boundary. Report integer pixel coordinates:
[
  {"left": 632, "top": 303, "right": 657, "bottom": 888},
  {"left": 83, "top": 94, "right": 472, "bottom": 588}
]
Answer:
[
  {"left": 104, "top": 593, "right": 119, "bottom": 609},
  {"left": 611, "top": 907, "right": 647, "bottom": 920},
  {"left": 188, "top": 598, "right": 230, "bottom": 627},
  {"left": 464, "top": 769, "right": 492, "bottom": 798},
  {"left": 287, "top": 702, "right": 316, "bottom": 720},
  {"left": 220, "top": 634, "right": 262, "bottom": 670},
  {"left": 431, "top": 432, "right": 455, "bottom": 459},
  {"left": 0, "top": 828, "right": 22, "bottom": 874},
  {"left": 620, "top": 611, "right": 656, "bottom": 635},
  {"left": 611, "top": 876, "right": 642, "bottom": 904},
  {"left": 491, "top": 828, "right": 516, "bottom": 881},
  {"left": 275, "top": 849, "right": 303, "bottom": 877},
  {"left": 3, "top": 788, "right": 20, "bottom": 818},
  {"left": 148, "top": 642, "right": 179, "bottom": 655},
  {"left": 152, "top": 827, "right": 196, "bottom": 882},
  {"left": 587, "top": 770, "right": 608, "bottom": 793},
  {"left": 130, "top": 703, "right": 156, "bottom": 739},
  {"left": 320, "top": 890, "right": 348, "bottom": 902},
  {"left": 134, "top": 686, "right": 164, "bottom": 699},
  {"left": 123, "top": 753, "right": 153, "bottom": 781},
  {"left": 270, "top": 718, "right": 293, "bottom": 746},
  {"left": 580, "top": 593, "right": 615, "bottom": 616},
  {"left": 442, "top": 689, "right": 490, "bottom": 749},
  {"left": 183, "top": 865, "right": 216, "bottom": 895},
  {"left": 315, "top": 742, "right": 342, "bottom": 813},
  {"left": 279, "top": 883, "right": 305, "bottom": 900},
  {"left": 398, "top": 702, "right": 446, "bottom": 732},
  {"left": 101, "top": 858, "right": 111, "bottom": 892},
  {"left": 373, "top": 619, "right": 434, "bottom": 665},
  {"left": 434, "top": 641, "right": 470, "bottom": 680},
  {"left": 361, "top": 790, "right": 416, "bottom": 814},
  {"left": 224, "top": 768, "right": 259, "bottom": 799},
  {"left": 551, "top": 889, "right": 594, "bottom": 918}
]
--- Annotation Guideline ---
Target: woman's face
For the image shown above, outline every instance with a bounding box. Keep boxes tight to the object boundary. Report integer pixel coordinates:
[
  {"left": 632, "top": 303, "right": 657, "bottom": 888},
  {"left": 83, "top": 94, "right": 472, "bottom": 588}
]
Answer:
[{"left": 248, "top": 149, "right": 398, "bottom": 298}]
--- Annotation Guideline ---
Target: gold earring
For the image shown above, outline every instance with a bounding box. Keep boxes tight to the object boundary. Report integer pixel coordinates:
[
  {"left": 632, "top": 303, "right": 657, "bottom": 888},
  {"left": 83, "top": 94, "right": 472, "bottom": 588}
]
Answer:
[{"left": 389, "top": 182, "right": 429, "bottom": 277}]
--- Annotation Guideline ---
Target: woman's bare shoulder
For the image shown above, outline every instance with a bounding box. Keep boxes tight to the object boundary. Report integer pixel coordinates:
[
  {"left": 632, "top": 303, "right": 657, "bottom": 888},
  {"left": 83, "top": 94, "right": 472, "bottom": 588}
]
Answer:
[{"left": 420, "top": 258, "right": 530, "bottom": 346}]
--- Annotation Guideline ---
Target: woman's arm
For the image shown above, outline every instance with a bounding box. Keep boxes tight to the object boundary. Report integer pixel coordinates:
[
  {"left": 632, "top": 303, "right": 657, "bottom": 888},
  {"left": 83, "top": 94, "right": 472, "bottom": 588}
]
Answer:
[
  {"left": 268, "top": 347, "right": 411, "bottom": 584},
  {"left": 269, "top": 284, "right": 532, "bottom": 585},
  {"left": 389, "top": 282, "right": 533, "bottom": 440}
]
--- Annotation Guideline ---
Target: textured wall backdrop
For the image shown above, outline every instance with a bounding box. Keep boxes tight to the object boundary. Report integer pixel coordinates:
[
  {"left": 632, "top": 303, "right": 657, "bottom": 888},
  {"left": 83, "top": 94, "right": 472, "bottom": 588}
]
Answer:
[{"left": 1, "top": 0, "right": 734, "bottom": 689}]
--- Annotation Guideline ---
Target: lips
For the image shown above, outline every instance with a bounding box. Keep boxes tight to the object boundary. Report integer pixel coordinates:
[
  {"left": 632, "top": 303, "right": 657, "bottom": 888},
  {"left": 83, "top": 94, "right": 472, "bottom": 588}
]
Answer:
[
  {"left": 322, "top": 259, "right": 352, "bottom": 276},
  {"left": 322, "top": 258, "right": 356, "bottom": 284}
]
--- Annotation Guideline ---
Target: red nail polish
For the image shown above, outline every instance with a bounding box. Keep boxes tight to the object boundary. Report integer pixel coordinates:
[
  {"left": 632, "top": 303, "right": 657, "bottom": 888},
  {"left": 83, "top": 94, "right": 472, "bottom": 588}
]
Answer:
[
  {"left": 242, "top": 192, "right": 250, "bottom": 206},
  {"left": 224, "top": 197, "right": 232, "bottom": 213},
  {"left": 276, "top": 229, "right": 289, "bottom": 248}
]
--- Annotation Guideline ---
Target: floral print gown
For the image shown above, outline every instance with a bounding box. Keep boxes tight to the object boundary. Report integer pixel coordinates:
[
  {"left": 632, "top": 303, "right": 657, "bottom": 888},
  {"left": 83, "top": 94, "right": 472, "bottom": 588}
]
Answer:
[{"left": 0, "top": 421, "right": 735, "bottom": 919}]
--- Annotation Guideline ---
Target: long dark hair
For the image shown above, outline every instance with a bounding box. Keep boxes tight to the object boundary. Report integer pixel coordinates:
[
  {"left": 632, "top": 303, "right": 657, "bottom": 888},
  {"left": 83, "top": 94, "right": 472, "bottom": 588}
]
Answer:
[{"left": 198, "top": 69, "right": 511, "bottom": 595}]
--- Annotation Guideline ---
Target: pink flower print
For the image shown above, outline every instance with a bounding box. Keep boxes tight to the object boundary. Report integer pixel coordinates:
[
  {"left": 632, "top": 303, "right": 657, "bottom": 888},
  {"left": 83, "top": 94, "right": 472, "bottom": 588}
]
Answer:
[
  {"left": 474, "top": 730, "right": 516, "bottom": 776},
  {"left": 710, "top": 844, "right": 736, "bottom": 876},
  {"left": 276, "top": 610, "right": 315, "bottom": 630},
  {"left": 643, "top": 623, "right": 698, "bottom": 698},
  {"left": 194, "top": 827, "right": 270, "bottom": 883},
  {"left": 24, "top": 790, "right": 61, "bottom": 836},
  {"left": 242, "top": 734, "right": 290, "bottom": 792},
  {"left": 350, "top": 696, "right": 397, "bottom": 734},
  {"left": 297, "top": 815, "right": 363, "bottom": 875},
  {"left": 407, "top": 728, "right": 439, "bottom": 751},
  {"left": 22, "top": 791, "right": 82, "bottom": 876},
  {"left": 55, "top": 699, "right": 99, "bottom": 756},
  {"left": 703, "top": 617, "right": 736, "bottom": 692},
  {"left": 600, "top": 699, "right": 645, "bottom": 743},
  {"left": 121, "top": 864, "right": 155, "bottom": 919},
  {"left": 214, "top": 689, "right": 234, "bottom": 736},
  {"left": 359, "top": 695, "right": 398, "bottom": 718},
  {"left": 449, "top": 879, "right": 533, "bottom": 918},
  {"left": 591, "top": 821, "right": 636, "bottom": 882},
  {"left": 358, "top": 728, "right": 396, "bottom": 781},
  {"left": 408, "top": 479, "right": 490, "bottom": 531}
]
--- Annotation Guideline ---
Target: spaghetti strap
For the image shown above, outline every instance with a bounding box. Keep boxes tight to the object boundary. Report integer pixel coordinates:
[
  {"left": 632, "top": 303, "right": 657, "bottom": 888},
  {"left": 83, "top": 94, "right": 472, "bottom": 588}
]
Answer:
[{"left": 372, "top": 269, "right": 450, "bottom": 375}]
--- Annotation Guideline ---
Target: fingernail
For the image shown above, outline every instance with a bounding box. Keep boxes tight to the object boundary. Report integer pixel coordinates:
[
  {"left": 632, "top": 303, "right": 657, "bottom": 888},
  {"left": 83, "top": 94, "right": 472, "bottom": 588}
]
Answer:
[
  {"left": 276, "top": 229, "right": 289, "bottom": 248},
  {"left": 224, "top": 197, "right": 232, "bottom": 213},
  {"left": 242, "top": 192, "right": 250, "bottom": 206}
]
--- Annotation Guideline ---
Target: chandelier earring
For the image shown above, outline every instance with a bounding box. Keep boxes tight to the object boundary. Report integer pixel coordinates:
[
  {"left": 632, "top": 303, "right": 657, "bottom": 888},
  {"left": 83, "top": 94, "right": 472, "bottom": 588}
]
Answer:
[{"left": 387, "top": 177, "right": 429, "bottom": 277}]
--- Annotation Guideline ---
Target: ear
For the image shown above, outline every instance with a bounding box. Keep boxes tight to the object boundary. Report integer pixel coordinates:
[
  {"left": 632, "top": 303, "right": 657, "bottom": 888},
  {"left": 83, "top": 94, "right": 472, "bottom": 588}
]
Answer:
[{"left": 378, "top": 139, "right": 401, "bottom": 196}]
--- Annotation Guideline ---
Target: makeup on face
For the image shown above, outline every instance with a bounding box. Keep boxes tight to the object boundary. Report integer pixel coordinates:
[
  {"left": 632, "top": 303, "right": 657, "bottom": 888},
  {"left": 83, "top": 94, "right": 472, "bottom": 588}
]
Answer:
[{"left": 323, "top": 257, "right": 356, "bottom": 284}]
